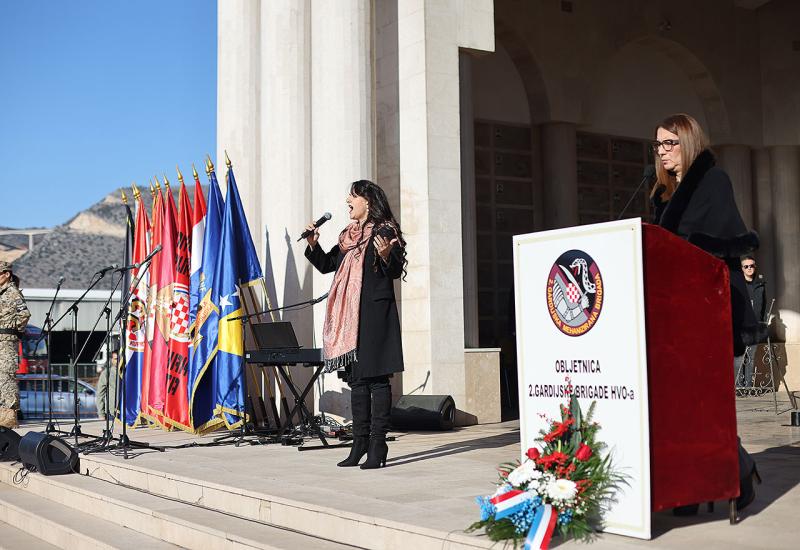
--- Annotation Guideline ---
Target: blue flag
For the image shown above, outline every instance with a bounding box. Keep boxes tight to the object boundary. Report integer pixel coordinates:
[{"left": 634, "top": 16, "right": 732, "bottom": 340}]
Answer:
[
  {"left": 211, "top": 166, "right": 263, "bottom": 428},
  {"left": 187, "top": 169, "right": 225, "bottom": 433}
]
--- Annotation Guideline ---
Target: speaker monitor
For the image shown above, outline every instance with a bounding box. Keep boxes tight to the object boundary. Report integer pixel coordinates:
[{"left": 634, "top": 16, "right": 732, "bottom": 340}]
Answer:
[
  {"left": 0, "top": 427, "right": 21, "bottom": 462},
  {"left": 390, "top": 394, "right": 456, "bottom": 431},
  {"left": 18, "top": 432, "right": 78, "bottom": 475}
]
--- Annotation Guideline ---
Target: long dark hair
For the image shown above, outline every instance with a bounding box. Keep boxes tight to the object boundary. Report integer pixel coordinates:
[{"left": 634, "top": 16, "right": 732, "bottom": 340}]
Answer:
[{"left": 349, "top": 179, "right": 408, "bottom": 280}]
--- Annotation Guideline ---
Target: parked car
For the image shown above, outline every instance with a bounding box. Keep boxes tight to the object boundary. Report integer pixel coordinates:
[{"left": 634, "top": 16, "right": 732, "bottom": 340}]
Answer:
[{"left": 16, "top": 374, "right": 97, "bottom": 419}]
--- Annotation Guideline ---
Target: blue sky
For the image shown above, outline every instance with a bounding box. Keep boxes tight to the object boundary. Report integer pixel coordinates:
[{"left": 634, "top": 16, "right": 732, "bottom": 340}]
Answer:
[{"left": 0, "top": 0, "right": 216, "bottom": 228}]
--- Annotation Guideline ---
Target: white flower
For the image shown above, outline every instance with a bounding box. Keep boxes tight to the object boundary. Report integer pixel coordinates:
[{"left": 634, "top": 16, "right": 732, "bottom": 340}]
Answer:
[
  {"left": 507, "top": 461, "right": 543, "bottom": 487},
  {"left": 546, "top": 478, "right": 578, "bottom": 502}
]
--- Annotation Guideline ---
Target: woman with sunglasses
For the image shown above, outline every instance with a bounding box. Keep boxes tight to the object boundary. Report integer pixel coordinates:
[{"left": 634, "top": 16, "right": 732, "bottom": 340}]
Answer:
[{"left": 650, "top": 113, "right": 761, "bottom": 513}]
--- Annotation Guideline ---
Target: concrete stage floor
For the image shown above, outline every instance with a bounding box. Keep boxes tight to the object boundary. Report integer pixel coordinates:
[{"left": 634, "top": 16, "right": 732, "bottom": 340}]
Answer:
[{"left": 13, "top": 393, "right": 800, "bottom": 549}]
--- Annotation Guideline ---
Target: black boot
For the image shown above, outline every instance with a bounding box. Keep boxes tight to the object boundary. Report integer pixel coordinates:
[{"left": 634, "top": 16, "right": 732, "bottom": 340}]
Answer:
[
  {"left": 360, "top": 436, "right": 388, "bottom": 469},
  {"left": 337, "top": 436, "right": 369, "bottom": 467},
  {"left": 339, "top": 382, "right": 371, "bottom": 467}
]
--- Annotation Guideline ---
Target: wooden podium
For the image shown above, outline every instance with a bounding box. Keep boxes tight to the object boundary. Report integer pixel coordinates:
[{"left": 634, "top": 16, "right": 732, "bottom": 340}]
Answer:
[{"left": 514, "top": 219, "right": 739, "bottom": 540}]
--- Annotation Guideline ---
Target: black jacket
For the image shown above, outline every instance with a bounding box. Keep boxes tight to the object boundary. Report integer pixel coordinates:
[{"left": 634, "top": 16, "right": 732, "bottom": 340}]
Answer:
[
  {"left": 305, "top": 235, "right": 404, "bottom": 379},
  {"left": 746, "top": 276, "right": 768, "bottom": 323},
  {"left": 653, "top": 149, "right": 759, "bottom": 354}
]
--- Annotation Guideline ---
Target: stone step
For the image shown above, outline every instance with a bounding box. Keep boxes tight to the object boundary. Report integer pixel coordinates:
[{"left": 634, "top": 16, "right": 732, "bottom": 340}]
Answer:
[
  {"left": 0, "top": 462, "right": 360, "bottom": 550},
  {"left": 0, "top": 519, "right": 61, "bottom": 550},
  {"left": 75, "top": 452, "right": 493, "bottom": 550},
  {"left": 0, "top": 484, "right": 180, "bottom": 550}
]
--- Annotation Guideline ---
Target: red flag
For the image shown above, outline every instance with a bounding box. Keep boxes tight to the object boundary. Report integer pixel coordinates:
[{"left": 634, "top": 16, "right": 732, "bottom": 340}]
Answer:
[
  {"left": 148, "top": 185, "right": 178, "bottom": 426},
  {"left": 122, "top": 190, "right": 150, "bottom": 425},
  {"left": 142, "top": 188, "right": 163, "bottom": 421},
  {"left": 163, "top": 180, "right": 193, "bottom": 430}
]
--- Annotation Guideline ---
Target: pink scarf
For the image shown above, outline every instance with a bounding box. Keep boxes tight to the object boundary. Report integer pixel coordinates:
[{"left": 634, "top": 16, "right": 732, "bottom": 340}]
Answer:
[{"left": 323, "top": 221, "right": 373, "bottom": 371}]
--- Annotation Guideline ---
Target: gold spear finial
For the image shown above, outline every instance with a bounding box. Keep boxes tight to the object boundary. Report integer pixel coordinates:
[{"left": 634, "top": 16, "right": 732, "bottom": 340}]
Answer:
[
  {"left": 154, "top": 176, "right": 162, "bottom": 193},
  {"left": 192, "top": 163, "right": 199, "bottom": 180},
  {"left": 205, "top": 154, "right": 215, "bottom": 174},
  {"left": 162, "top": 174, "right": 170, "bottom": 192},
  {"left": 121, "top": 190, "right": 128, "bottom": 204},
  {"left": 132, "top": 182, "right": 141, "bottom": 200},
  {"left": 224, "top": 150, "right": 232, "bottom": 169},
  {"left": 176, "top": 165, "right": 184, "bottom": 184},
  {"left": 149, "top": 180, "right": 156, "bottom": 197}
]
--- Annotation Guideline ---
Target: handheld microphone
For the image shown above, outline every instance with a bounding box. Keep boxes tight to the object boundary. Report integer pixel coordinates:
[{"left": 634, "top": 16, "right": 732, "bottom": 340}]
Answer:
[
  {"left": 298, "top": 213, "right": 332, "bottom": 241},
  {"left": 617, "top": 165, "right": 656, "bottom": 220}
]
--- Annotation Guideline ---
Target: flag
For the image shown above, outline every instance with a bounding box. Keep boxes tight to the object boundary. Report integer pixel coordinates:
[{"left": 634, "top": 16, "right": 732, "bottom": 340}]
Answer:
[
  {"left": 163, "top": 180, "right": 193, "bottom": 431},
  {"left": 210, "top": 165, "right": 263, "bottom": 428},
  {"left": 142, "top": 187, "right": 163, "bottom": 420},
  {"left": 147, "top": 184, "right": 178, "bottom": 426},
  {"left": 189, "top": 170, "right": 207, "bottom": 331},
  {"left": 121, "top": 190, "right": 150, "bottom": 425},
  {"left": 188, "top": 165, "right": 224, "bottom": 432}
]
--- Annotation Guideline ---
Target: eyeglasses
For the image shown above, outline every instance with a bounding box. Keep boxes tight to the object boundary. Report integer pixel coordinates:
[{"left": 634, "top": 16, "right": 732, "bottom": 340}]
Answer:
[
  {"left": 742, "top": 264, "right": 756, "bottom": 269},
  {"left": 651, "top": 139, "right": 680, "bottom": 152}
]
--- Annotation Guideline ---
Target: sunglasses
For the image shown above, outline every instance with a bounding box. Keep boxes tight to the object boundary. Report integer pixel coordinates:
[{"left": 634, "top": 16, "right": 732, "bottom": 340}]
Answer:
[{"left": 742, "top": 265, "right": 756, "bottom": 269}]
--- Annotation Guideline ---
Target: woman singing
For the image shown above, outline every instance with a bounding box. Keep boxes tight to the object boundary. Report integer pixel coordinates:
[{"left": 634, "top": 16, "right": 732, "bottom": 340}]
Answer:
[
  {"left": 651, "top": 113, "right": 760, "bottom": 512},
  {"left": 305, "top": 180, "right": 406, "bottom": 469}
]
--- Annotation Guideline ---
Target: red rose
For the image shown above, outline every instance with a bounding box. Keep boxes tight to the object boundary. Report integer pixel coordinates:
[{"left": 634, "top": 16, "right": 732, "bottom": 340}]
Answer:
[
  {"left": 575, "top": 443, "right": 593, "bottom": 461},
  {"left": 526, "top": 447, "right": 541, "bottom": 461}
]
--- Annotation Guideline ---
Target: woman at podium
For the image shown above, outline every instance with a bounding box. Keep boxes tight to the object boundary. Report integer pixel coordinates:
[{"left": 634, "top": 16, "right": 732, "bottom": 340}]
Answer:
[
  {"left": 650, "top": 113, "right": 761, "bottom": 512},
  {"left": 304, "top": 180, "right": 406, "bottom": 470}
]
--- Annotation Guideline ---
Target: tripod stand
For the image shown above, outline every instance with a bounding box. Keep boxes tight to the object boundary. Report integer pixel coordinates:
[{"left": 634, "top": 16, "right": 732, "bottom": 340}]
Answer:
[
  {"left": 94, "top": 256, "right": 165, "bottom": 458},
  {"left": 33, "top": 276, "right": 65, "bottom": 434}
]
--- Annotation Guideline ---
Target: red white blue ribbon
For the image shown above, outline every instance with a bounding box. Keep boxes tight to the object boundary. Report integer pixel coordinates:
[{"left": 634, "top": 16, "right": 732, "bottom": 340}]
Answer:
[
  {"left": 489, "top": 488, "right": 528, "bottom": 520},
  {"left": 524, "top": 504, "right": 557, "bottom": 550}
]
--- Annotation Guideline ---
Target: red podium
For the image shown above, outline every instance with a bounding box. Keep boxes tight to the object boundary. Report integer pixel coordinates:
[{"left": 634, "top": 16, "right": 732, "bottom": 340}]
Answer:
[{"left": 642, "top": 223, "right": 739, "bottom": 512}]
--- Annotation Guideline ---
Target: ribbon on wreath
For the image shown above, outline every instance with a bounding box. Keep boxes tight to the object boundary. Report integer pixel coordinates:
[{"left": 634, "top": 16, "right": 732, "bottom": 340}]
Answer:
[
  {"left": 524, "top": 504, "right": 557, "bottom": 550},
  {"left": 489, "top": 487, "right": 528, "bottom": 520}
]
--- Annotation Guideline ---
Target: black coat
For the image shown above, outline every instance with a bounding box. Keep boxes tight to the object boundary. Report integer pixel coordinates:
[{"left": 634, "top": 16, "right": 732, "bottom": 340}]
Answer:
[
  {"left": 747, "top": 277, "right": 767, "bottom": 324},
  {"left": 305, "top": 235, "right": 404, "bottom": 379},
  {"left": 653, "top": 149, "right": 760, "bottom": 355}
]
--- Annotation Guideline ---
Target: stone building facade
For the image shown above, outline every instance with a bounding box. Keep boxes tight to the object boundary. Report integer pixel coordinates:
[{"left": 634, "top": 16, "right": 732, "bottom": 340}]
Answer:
[{"left": 218, "top": 0, "right": 800, "bottom": 422}]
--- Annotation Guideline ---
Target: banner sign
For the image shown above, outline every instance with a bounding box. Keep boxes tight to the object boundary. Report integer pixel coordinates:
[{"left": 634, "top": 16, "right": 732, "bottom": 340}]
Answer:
[{"left": 513, "top": 219, "right": 651, "bottom": 539}]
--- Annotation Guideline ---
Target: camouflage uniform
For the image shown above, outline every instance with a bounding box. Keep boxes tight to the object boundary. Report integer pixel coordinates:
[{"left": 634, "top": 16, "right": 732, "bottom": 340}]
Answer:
[{"left": 0, "top": 262, "right": 31, "bottom": 424}]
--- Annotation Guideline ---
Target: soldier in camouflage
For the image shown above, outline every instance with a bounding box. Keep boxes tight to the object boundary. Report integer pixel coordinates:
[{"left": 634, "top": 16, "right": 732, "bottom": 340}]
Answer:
[{"left": 0, "top": 261, "right": 31, "bottom": 429}]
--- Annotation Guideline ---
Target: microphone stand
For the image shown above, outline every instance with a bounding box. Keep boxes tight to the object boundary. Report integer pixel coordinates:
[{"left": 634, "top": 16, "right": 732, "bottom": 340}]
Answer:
[
  {"left": 36, "top": 277, "right": 64, "bottom": 434},
  {"left": 617, "top": 171, "right": 655, "bottom": 220},
  {"left": 88, "top": 258, "right": 165, "bottom": 458},
  {"left": 65, "top": 270, "right": 127, "bottom": 448},
  {"left": 39, "top": 267, "right": 113, "bottom": 443}
]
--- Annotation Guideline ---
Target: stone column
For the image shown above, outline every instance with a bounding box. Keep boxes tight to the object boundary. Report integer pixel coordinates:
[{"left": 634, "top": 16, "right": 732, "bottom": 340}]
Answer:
[
  {"left": 541, "top": 122, "right": 578, "bottom": 229},
  {"left": 217, "top": 0, "right": 261, "bottom": 243},
  {"left": 397, "top": 0, "right": 493, "bottom": 422},
  {"left": 460, "top": 52, "right": 479, "bottom": 348},
  {"left": 261, "top": 1, "right": 312, "bottom": 340},
  {"left": 311, "top": 0, "right": 375, "bottom": 418},
  {"left": 752, "top": 148, "right": 776, "bottom": 289},
  {"left": 715, "top": 144, "right": 754, "bottom": 229},
  {"left": 769, "top": 146, "right": 800, "bottom": 345}
]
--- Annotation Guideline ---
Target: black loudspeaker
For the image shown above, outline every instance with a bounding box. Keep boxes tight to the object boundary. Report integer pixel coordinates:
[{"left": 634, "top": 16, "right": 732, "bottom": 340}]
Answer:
[
  {"left": 18, "top": 432, "right": 79, "bottom": 475},
  {"left": 390, "top": 395, "right": 456, "bottom": 431},
  {"left": 0, "top": 427, "right": 21, "bottom": 462}
]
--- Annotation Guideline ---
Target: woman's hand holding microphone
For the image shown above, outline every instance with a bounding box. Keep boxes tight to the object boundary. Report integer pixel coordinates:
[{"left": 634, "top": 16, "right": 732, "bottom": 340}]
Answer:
[{"left": 305, "top": 222, "right": 320, "bottom": 247}]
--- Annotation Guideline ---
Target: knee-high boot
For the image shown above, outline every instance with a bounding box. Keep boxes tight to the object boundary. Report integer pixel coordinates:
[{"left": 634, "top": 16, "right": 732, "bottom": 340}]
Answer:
[
  {"left": 361, "top": 382, "right": 391, "bottom": 469},
  {"left": 338, "top": 383, "right": 371, "bottom": 467}
]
